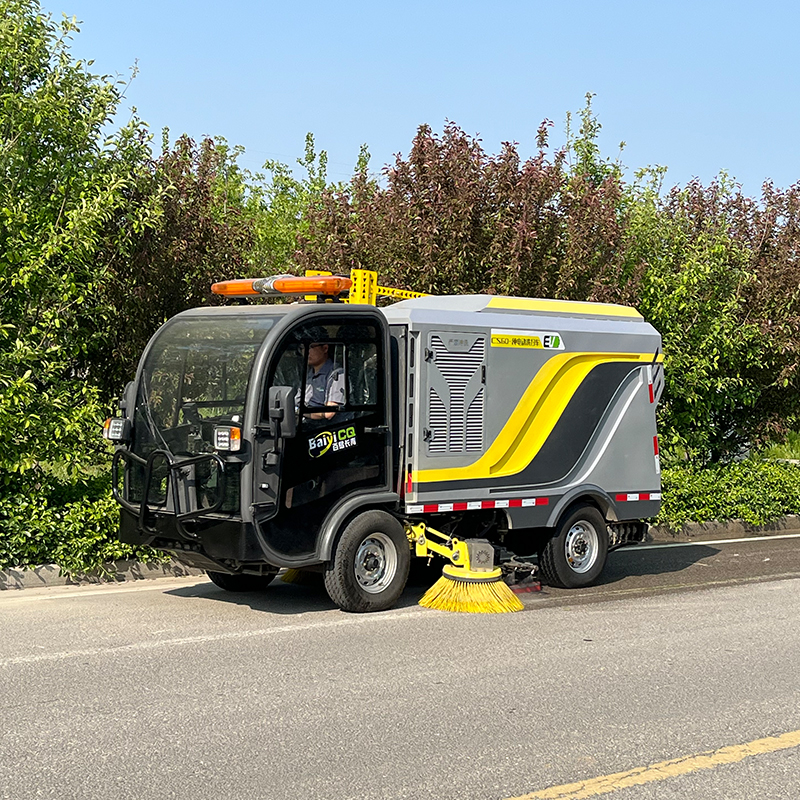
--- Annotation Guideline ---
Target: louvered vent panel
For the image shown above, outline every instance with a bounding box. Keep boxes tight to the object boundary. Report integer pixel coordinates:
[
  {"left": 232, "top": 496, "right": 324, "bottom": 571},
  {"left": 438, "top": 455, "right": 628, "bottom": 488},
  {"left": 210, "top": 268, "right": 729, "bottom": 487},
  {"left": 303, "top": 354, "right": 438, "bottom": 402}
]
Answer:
[
  {"left": 465, "top": 387, "right": 484, "bottom": 452},
  {"left": 428, "top": 387, "right": 448, "bottom": 453},
  {"left": 429, "top": 335, "right": 485, "bottom": 454}
]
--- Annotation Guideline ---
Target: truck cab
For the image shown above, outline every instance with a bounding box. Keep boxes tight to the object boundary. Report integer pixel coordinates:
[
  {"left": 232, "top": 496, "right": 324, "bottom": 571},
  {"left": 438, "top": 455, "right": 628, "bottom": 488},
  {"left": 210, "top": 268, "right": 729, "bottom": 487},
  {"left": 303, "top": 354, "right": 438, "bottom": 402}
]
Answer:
[{"left": 114, "top": 302, "right": 404, "bottom": 605}]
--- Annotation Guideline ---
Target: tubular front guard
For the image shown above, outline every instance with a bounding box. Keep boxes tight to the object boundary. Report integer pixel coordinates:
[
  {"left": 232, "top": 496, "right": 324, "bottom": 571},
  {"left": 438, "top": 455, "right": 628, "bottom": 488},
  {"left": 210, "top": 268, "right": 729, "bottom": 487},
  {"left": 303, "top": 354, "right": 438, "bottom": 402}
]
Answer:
[{"left": 112, "top": 448, "right": 227, "bottom": 538}]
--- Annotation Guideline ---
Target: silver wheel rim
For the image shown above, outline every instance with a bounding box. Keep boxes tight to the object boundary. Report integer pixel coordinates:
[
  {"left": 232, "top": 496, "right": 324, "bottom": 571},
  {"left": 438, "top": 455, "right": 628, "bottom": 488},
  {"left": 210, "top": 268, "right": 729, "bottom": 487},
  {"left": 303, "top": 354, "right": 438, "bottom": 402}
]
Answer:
[
  {"left": 355, "top": 532, "right": 398, "bottom": 594},
  {"left": 565, "top": 521, "right": 599, "bottom": 573}
]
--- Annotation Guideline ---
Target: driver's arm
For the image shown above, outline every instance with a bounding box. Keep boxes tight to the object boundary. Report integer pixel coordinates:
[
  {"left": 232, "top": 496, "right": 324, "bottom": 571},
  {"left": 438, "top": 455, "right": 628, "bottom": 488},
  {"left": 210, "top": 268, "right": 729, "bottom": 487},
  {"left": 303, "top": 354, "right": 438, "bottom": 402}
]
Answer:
[{"left": 323, "top": 368, "right": 346, "bottom": 419}]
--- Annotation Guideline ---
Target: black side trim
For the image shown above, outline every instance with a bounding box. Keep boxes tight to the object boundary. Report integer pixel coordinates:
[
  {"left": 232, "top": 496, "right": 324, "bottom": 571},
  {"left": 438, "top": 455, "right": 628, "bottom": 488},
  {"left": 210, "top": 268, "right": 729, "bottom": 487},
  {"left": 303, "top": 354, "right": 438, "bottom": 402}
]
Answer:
[
  {"left": 502, "top": 361, "right": 637, "bottom": 487},
  {"left": 423, "top": 362, "right": 638, "bottom": 492}
]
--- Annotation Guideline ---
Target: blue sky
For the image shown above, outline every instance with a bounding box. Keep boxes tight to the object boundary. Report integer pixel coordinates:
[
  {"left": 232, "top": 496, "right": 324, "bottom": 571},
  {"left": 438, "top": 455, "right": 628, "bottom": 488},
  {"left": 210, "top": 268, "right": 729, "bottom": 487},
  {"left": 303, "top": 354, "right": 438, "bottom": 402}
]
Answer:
[{"left": 54, "top": 0, "right": 799, "bottom": 195}]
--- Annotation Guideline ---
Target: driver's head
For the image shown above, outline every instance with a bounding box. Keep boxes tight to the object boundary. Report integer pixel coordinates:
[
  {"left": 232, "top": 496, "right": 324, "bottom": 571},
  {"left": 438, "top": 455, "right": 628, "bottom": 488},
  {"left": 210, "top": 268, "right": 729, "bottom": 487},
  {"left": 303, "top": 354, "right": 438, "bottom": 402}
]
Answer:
[{"left": 307, "top": 342, "right": 329, "bottom": 369}]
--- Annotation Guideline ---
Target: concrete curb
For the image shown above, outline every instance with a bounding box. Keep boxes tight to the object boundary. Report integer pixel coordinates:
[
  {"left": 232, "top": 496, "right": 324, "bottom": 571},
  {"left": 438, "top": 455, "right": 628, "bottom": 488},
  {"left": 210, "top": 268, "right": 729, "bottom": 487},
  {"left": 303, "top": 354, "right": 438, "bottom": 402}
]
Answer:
[
  {"left": 4, "top": 516, "right": 800, "bottom": 590},
  {"left": 646, "top": 514, "right": 800, "bottom": 543},
  {"left": 0, "top": 559, "right": 205, "bottom": 591}
]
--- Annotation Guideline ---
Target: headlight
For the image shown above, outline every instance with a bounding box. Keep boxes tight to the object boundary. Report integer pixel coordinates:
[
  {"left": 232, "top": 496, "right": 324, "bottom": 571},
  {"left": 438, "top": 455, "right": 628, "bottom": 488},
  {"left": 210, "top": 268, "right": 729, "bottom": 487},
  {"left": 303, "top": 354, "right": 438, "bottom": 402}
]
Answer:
[
  {"left": 103, "top": 418, "right": 131, "bottom": 442},
  {"left": 214, "top": 426, "right": 242, "bottom": 452}
]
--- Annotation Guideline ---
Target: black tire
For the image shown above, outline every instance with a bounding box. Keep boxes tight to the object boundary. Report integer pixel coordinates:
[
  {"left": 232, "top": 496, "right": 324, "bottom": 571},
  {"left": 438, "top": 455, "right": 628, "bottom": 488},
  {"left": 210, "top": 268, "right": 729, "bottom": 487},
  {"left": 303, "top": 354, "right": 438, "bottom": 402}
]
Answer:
[
  {"left": 206, "top": 570, "right": 277, "bottom": 592},
  {"left": 324, "top": 510, "right": 411, "bottom": 612},
  {"left": 538, "top": 504, "right": 609, "bottom": 589}
]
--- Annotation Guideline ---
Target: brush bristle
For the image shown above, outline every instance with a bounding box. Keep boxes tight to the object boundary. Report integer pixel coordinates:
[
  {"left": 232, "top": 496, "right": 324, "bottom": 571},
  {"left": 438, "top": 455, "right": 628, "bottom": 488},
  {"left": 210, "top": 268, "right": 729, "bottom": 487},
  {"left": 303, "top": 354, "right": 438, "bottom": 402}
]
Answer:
[{"left": 419, "top": 571, "right": 524, "bottom": 613}]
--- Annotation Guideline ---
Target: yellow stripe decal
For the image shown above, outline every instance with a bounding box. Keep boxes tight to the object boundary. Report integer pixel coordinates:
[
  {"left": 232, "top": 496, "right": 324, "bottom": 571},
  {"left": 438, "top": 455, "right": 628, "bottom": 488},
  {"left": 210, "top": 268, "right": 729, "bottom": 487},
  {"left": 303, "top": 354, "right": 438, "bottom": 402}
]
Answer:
[
  {"left": 507, "top": 728, "right": 800, "bottom": 799},
  {"left": 415, "top": 352, "right": 663, "bottom": 484},
  {"left": 486, "top": 297, "right": 643, "bottom": 319}
]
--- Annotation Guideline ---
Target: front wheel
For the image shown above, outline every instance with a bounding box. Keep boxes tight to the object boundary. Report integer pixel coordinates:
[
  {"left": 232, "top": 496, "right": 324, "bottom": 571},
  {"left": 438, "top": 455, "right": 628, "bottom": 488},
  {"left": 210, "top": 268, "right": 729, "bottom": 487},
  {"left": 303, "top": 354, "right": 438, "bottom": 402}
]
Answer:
[
  {"left": 538, "top": 504, "right": 609, "bottom": 588},
  {"left": 206, "top": 570, "right": 277, "bottom": 592},
  {"left": 324, "top": 510, "right": 411, "bottom": 612}
]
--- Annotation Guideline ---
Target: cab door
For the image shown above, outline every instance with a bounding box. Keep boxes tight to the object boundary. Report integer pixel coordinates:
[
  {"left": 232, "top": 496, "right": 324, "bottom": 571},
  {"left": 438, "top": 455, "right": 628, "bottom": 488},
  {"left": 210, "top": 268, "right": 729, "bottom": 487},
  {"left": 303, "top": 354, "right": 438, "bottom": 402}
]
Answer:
[{"left": 253, "top": 313, "right": 390, "bottom": 558}]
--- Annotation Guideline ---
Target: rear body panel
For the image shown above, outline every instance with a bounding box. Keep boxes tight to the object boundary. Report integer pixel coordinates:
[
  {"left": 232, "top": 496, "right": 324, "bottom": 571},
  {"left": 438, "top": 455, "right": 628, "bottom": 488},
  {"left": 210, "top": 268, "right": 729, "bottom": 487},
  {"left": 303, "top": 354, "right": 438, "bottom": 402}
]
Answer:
[{"left": 381, "top": 296, "right": 663, "bottom": 529}]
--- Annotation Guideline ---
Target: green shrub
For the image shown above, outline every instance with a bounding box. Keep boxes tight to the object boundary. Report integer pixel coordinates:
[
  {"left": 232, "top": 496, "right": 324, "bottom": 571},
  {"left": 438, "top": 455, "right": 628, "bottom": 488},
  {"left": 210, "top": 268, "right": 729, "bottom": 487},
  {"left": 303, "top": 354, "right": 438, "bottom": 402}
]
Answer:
[
  {"left": 759, "top": 432, "right": 800, "bottom": 461},
  {"left": 0, "top": 471, "right": 161, "bottom": 575},
  {"left": 657, "top": 460, "right": 800, "bottom": 528}
]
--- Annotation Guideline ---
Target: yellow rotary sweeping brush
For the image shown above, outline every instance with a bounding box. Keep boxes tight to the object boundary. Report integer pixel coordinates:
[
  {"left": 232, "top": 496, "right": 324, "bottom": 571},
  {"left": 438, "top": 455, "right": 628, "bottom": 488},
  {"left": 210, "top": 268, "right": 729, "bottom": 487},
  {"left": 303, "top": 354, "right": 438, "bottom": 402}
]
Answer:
[
  {"left": 419, "top": 565, "right": 524, "bottom": 613},
  {"left": 408, "top": 523, "right": 524, "bottom": 614}
]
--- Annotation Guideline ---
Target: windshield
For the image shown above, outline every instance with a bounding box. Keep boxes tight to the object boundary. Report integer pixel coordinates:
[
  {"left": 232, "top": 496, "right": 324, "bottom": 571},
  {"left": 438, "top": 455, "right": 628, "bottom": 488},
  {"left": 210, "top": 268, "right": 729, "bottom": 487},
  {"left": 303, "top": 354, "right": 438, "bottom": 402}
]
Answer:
[{"left": 132, "top": 314, "right": 275, "bottom": 459}]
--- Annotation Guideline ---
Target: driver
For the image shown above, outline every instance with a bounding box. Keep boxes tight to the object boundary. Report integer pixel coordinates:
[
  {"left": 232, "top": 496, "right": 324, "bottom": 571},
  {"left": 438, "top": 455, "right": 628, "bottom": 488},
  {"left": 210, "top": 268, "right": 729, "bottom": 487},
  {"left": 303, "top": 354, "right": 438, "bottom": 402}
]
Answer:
[{"left": 303, "top": 336, "right": 344, "bottom": 420}]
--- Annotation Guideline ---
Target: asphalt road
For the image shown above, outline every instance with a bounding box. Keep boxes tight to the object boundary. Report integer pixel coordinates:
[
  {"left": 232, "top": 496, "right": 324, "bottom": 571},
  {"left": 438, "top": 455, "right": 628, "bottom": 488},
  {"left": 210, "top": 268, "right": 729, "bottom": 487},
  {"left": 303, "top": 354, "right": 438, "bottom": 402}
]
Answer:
[{"left": 1, "top": 536, "right": 799, "bottom": 800}]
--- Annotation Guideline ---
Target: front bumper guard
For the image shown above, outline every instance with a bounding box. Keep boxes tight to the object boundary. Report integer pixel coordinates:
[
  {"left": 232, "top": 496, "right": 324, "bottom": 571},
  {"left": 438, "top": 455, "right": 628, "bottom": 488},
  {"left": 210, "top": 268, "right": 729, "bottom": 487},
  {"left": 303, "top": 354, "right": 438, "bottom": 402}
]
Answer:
[{"left": 112, "top": 449, "right": 226, "bottom": 539}]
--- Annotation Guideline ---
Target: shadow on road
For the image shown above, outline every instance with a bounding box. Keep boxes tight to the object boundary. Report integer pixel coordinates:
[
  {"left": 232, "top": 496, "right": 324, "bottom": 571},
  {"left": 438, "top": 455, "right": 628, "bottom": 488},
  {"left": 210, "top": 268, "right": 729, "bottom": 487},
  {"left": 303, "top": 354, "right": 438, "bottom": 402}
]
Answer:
[
  {"left": 164, "top": 568, "right": 438, "bottom": 615},
  {"left": 599, "top": 544, "right": 722, "bottom": 585},
  {"left": 164, "top": 546, "right": 725, "bottom": 613},
  {"left": 166, "top": 544, "right": 736, "bottom": 615}
]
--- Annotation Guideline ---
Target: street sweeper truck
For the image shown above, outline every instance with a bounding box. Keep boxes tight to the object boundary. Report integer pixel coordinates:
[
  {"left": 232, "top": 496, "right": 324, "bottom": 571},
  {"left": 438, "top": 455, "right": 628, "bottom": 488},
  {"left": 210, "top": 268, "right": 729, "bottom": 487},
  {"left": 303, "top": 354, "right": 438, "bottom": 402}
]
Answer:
[{"left": 105, "top": 270, "right": 663, "bottom": 613}]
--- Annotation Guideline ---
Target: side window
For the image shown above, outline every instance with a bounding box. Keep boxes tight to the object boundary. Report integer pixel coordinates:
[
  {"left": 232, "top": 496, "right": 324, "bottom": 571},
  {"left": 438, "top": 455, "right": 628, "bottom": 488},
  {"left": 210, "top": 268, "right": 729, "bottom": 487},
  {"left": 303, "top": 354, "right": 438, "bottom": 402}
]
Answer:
[
  {"left": 347, "top": 341, "right": 378, "bottom": 407},
  {"left": 266, "top": 321, "right": 381, "bottom": 429},
  {"left": 272, "top": 342, "right": 304, "bottom": 396}
]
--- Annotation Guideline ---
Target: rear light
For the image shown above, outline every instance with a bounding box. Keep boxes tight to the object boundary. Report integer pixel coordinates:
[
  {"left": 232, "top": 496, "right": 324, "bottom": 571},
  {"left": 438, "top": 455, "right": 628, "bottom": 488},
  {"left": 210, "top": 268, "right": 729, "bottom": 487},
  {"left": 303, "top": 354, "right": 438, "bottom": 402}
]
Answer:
[
  {"left": 214, "top": 426, "right": 242, "bottom": 452},
  {"left": 103, "top": 417, "right": 131, "bottom": 442}
]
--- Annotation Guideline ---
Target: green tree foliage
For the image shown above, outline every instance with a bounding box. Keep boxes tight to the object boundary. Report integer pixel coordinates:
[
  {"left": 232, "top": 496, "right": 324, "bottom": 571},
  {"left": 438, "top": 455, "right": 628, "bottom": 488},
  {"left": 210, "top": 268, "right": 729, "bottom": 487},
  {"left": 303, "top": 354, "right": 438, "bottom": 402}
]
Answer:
[
  {"left": 95, "top": 133, "right": 260, "bottom": 397},
  {"left": 296, "top": 104, "right": 630, "bottom": 303},
  {"left": 246, "top": 133, "right": 335, "bottom": 276},
  {"left": 0, "top": 2, "right": 286, "bottom": 570},
  {"left": 92, "top": 131, "right": 335, "bottom": 398},
  {"left": 0, "top": 1, "right": 153, "bottom": 568},
  {"left": 3, "top": 2, "right": 800, "bottom": 574},
  {"left": 622, "top": 174, "right": 800, "bottom": 463},
  {"left": 0, "top": 2, "right": 145, "bottom": 479}
]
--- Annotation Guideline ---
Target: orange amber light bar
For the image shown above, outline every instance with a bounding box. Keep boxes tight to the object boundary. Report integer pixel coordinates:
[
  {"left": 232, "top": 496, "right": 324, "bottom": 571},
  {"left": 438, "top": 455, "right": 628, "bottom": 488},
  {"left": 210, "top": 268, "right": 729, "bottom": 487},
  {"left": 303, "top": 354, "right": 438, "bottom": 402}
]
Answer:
[
  {"left": 212, "top": 275, "right": 352, "bottom": 297},
  {"left": 211, "top": 279, "right": 259, "bottom": 296},
  {"left": 272, "top": 276, "right": 352, "bottom": 295}
]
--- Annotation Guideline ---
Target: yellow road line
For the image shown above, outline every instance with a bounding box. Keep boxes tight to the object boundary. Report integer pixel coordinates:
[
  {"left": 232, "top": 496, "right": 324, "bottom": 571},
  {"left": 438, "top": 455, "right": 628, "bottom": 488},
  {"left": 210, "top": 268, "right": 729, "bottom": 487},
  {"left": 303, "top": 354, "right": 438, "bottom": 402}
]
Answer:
[{"left": 509, "top": 729, "right": 800, "bottom": 799}]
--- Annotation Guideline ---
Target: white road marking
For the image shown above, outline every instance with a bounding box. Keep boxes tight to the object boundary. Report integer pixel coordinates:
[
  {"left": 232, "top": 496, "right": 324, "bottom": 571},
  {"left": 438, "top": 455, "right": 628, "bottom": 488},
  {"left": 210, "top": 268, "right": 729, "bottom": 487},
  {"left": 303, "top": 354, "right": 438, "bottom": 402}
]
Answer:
[
  {"left": 0, "top": 606, "right": 433, "bottom": 668},
  {"left": 618, "top": 532, "right": 800, "bottom": 551}
]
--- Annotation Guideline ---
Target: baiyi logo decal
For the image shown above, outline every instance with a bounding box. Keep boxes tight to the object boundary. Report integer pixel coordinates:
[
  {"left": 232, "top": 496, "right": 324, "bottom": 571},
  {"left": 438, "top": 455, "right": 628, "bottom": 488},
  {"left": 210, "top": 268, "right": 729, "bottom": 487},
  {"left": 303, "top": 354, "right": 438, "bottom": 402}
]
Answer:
[{"left": 308, "top": 426, "right": 358, "bottom": 458}]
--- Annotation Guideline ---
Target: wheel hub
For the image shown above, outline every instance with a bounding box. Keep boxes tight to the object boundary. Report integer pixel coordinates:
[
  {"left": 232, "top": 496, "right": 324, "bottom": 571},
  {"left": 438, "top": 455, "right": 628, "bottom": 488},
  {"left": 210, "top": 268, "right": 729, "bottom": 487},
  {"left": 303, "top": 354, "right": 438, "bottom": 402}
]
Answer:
[
  {"left": 354, "top": 533, "right": 398, "bottom": 594},
  {"left": 564, "top": 521, "right": 599, "bottom": 573}
]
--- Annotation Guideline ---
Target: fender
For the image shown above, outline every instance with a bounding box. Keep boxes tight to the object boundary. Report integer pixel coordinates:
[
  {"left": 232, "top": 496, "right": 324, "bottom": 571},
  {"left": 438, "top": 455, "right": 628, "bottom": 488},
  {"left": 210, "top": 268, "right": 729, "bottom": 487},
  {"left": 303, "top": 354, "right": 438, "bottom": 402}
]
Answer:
[
  {"left": 545, "top": 483, "right": 617, "bottom": 527},
  {"left": 317, "top": 489, "right": 401, "bottom": 562}
]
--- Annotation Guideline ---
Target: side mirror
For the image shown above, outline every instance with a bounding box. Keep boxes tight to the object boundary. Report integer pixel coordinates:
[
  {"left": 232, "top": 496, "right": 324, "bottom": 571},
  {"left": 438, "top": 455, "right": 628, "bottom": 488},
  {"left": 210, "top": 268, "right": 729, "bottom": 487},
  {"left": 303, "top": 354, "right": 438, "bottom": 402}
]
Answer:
[
  {"left": 267, "top": 386, "right": 297, "bottom": 439},
  {"left": 119, "top": 381, "right": 136, "bottom": 415}
]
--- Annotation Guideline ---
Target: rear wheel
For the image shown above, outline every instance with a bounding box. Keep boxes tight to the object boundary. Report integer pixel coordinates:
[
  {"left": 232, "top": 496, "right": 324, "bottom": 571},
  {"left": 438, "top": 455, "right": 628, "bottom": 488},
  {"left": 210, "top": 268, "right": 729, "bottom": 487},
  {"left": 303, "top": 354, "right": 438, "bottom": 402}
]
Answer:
[
  {"left": 538, "top": 504, "right": 608, "bottom": 588},
  {"left": 206, "top": 570, "right": 277, "bottom": 592},
  {"left": 324, "top": 510, "right": 411, "bottom": 612}
]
